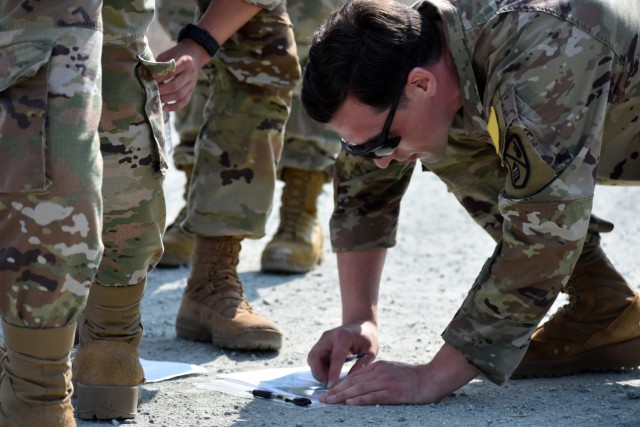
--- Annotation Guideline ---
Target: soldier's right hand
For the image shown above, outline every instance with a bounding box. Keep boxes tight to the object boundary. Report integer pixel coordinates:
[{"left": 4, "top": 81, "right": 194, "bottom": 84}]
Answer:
[
  {"left": 154, "top": 41, "right": 208, "bottom": 111},
  {"left": 307, "top": 320, "right": 378, "bottom": 390}
]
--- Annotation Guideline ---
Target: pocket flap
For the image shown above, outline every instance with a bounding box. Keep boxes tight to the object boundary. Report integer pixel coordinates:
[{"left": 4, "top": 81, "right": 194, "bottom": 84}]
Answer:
[{"left": 0, "top": 40, "right": 54, "bottom": 93}]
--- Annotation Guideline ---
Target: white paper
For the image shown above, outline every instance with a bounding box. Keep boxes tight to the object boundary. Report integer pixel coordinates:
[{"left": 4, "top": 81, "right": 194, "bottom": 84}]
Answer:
[
  {"left": 141, "top": 358, "right": 207, "bottom": 383},
  {"left": 198, "top": 366, "right": 349, "bottom": 408}
]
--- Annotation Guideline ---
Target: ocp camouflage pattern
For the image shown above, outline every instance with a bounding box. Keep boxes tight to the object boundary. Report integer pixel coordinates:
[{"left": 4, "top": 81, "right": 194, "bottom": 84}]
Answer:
[
  {"left": 0, "top": 1, "right": 104, "bottom": 328},
  {"left": 156, "top": 0, "right": 342, "bottom": 192},
  {"left": 156, "top": 0, "right": 208, "bottom": 161},
  {"left": 0, "top": 0, "right": 169, "bottom": 328},
  {"left": 330, "top": 0, "right": 640, "bottom": 383},
  {"left": 278, "top": 0, "right": 343, "bottom": 180},
  {"left": 97, "top": 0, "right": 170, "bottom": 290},
  {"left": 178, "top": 0, "right": 300, "bottom": 238}
]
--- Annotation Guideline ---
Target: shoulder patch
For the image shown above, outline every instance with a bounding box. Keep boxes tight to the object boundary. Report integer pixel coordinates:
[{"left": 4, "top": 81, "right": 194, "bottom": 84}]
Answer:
[
  {"left": 503, "top": 127, "right": 556, "bottom": 198},
  {"left": 504, "top": 131, "right": 529, "bottom": 189}
]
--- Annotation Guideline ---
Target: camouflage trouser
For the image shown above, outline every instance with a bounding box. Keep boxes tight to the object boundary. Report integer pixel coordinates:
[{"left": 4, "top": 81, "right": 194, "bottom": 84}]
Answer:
[
  {"left": 155, "top": 0, "right": 205, "bottom": 171},
  {"left": 0, "top": 0, "right": 168, "bottom": 328},
  {"left": 168, "top": 1, "right": 301, "bottom": 238},
  {"left": 155, "top": 0, "right": 342, "bottom": 185},
  {"left": 279, "top": 0, "right": 344, "bottom": 178}
]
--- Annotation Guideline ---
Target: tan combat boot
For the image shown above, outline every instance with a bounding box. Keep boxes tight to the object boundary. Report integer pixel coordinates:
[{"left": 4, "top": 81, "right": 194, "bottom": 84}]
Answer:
[
  {"left": 73, "top": 281, "right": 145, "bottom": 420},
  {"left": 0, "top": 321, "right": 76, "bottom": 427},
  {"left": 261, "top": 168, "right": 326, "bottom": 273},
  {"left": 158, "top": 162, "right": 195, "bottom": 267},
  {"left": 176, "top": 236, "right": 283, "bottom": 350},
  {"left": 512, "top": 223, "right": 640, "bottom": 378}
]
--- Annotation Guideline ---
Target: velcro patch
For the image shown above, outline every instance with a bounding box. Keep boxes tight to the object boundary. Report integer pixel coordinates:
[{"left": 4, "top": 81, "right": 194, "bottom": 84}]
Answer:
[
  {"left": 504, "top": 131, "right": 529, "bottom": 189},
  {"left": 503, "top": 127, "right": 556, "bottom": 198}
]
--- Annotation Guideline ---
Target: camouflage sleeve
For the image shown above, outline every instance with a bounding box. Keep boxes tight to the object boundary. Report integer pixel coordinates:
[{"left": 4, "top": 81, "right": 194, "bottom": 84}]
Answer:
[
  {"left": 424, "top": 128, "right": 506, "bottom": 243},
  {"left": 330, "top": 150, "right": 416, "bottom": 252},
  {"left": 442, "top": 13, "right": 623, "bottom": 384}
]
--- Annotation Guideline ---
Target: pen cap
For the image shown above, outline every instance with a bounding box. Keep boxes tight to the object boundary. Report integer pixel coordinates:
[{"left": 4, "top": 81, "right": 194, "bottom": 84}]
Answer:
[{"left": 252, "top": 389, "right": 272, "bottom": 399}]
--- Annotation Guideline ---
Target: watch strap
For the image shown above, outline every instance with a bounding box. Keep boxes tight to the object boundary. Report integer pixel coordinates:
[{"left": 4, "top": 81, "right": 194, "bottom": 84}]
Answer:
[{"left": 177, "top": 23, "right": 220, "bottom": 58}]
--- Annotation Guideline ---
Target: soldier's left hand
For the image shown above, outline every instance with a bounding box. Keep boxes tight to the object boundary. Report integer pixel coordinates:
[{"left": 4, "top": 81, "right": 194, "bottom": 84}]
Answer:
[{"left": 320, "top": 343, "right": 480, "bottom": 405}]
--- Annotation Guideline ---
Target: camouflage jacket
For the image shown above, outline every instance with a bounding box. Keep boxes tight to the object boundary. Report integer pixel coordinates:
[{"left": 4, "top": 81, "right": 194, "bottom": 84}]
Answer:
[{"left": 330, "top": 0, "right": 640, "bottom": 384}]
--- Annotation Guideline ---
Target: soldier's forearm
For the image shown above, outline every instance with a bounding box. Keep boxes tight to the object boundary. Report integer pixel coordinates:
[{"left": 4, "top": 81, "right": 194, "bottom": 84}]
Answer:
[
  {"left": 337, "top": 249, "right": 386, "bottom": 325},
  {"left": 197, "top": 0, "right": 262, "bottom": 47}
]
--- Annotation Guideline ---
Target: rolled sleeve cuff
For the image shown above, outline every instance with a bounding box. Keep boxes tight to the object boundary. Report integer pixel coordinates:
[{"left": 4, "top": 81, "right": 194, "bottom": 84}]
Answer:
[
  {"left": 442, "top": 314, "right": 535, "bottom": 385},
  {"left": 330, "top": 213, "right": 398, "bottom": 252}
]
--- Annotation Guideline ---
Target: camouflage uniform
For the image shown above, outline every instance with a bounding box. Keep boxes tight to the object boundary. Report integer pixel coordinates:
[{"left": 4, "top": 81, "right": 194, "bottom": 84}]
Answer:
[
  {"left": 154, "top": 0, "right": 302, "bottom": 352},
  {"left": 0, "top": 2, "right": 104, "bottom": 330},
  {"left": 330, "top": 0, "right": 640, "bottom": 384},
  {"left": 97, "top": 1, "right": 169, "bottom": 287},
  {"left": 155, "top": 0, "right": 205, "bottom": 171},
  {"left": 0, "top": 0, "right": 169, "bottom": 421},
  {"left": 0, "top": 0, "right": 167, "bottom": 328},
  {"left": 178, "top": 0, "right": 299, "bottom": 238},
  {"left": 155, "top": 0, "right": 340, "bottom": 238},
  {"left": 278, "top": 0, "right": 343, "bottom": 179}
]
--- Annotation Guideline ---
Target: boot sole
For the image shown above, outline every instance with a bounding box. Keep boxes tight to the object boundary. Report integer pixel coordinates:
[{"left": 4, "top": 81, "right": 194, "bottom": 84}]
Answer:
[
  {"left": 75, "top": 382, "right": 140, "bottom": 420},
  {"left": 261, "top": 253, "right": 323, "bottom": 274},
  {"left": 261, "top": 260, "right": 320, "bottom": 274},
  {"left": 512, "top": 336, "right": 640, "bottom": 379},
  {"left": 176, "top": 319, "right": 282, "bottom": 351}
]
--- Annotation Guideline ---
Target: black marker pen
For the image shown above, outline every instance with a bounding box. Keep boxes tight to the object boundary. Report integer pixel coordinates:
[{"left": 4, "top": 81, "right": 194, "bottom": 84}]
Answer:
[
  {"left": 344, "top": 352, "right": 369, "bottom": 363},
  {"left": 251, "top": 389, "right": 312, "bottom": 407}
]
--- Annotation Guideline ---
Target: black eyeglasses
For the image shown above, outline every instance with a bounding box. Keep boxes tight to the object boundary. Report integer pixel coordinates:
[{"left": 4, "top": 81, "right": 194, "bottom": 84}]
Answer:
[{"left": 340, "top": 90, "right": 403, "bottom": 159}]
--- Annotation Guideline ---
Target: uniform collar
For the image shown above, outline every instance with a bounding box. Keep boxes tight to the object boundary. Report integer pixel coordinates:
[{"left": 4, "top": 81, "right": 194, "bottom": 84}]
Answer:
[{"left": 415, "top": 0, "right": 486, "bottom": 134}]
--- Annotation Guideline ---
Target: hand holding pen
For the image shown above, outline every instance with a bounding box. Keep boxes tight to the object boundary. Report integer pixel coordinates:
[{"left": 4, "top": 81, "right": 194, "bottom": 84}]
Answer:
[
  {"left": 343, "top": 352, "right": 371, "bottom": 382},
  {"left": 344, "top": 352, "right": 369, "bottom": 363},
  {"left": 250, "top": 353, "right": 370, "bottom": 407},
  {"left": 307, "top": 319, "right": 380, "bottom": 389}
]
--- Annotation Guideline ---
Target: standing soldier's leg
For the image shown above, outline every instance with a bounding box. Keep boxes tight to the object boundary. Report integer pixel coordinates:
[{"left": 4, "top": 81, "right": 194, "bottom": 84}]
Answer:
[
  {"left": 259, "top": 97, "right": 336, "bottom": 274},
  {"left": 176, "top": 3, "right": 300, "bottom": 351},
  {"left": 72, "top": 0, "right": 168, "bottom": 420},
  {"left": 260, "top": 0, "right": 343, "bottom": 274},
  {"left": 0, "top": 2, "right": 104, "bottom": 425},
  {"left": 155, "top": 0, "right": 207, "bottom": 267},
  {"left": 159, "top": 137, "right": 198, "bottom": 266}
]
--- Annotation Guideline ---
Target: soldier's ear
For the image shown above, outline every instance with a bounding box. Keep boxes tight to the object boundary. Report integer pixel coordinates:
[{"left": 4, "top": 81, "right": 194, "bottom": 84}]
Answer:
[{"left": 407, "top": 67, "right": 436, "bottom": 97}]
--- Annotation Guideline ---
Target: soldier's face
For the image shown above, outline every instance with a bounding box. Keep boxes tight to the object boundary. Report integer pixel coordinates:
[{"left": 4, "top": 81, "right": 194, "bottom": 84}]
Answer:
[{"left": 330, "top": 92, "right": 451, "bottom": 169}]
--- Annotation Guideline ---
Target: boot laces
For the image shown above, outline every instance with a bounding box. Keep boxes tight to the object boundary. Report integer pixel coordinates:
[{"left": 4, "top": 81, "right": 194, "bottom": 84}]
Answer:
[
  {"left": 203, "top": 275, "right": 253, "bottom": 317},
  {"left": 0, "top": 346, "right": 7, "bottom": 416},
  {"left": 277, "top": 174, "right": 307, "bottom": 240},
  {"left": 277, "top": 170, "right": 322, "bottom": 243},
  {"left": 0, "top": 345, "right": 6, "bottom": 382},
  {"left": 560, "top": 284, "right": 579, "bottom": 318},
  {"left": 200, "top": 240, "right": 253, "bottom": 316}
]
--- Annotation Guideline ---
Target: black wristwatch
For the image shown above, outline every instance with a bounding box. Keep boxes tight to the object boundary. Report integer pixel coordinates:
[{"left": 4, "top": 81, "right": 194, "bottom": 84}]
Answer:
[{"left": 177, "top": 23, "right": 220, "bottom": 58}]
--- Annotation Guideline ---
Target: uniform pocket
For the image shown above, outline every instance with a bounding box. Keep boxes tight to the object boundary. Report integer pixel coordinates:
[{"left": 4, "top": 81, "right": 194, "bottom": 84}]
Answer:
[
  {"left": 135, "top": 50, "right": 175, "bottom": 175},
  {"left": 0, "top": 41, "right": 54, "bottom": 193}
]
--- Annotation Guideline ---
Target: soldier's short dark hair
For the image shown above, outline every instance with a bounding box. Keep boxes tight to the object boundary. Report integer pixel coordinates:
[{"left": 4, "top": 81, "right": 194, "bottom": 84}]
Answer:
[{"left": 302, "top": 0, "right": 443, "bottom": 123}]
